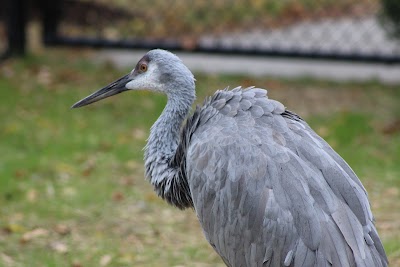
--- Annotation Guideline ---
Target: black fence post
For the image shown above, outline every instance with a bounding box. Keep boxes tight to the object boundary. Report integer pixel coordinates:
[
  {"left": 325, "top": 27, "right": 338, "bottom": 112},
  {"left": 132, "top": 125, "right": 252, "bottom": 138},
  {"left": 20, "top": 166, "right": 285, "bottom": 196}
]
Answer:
[
  {"left": 39, "top": 0, "right": 62, "bottom": 45},
  {"left": 5, "top": 0, "right": 27, "bottom": 56}
]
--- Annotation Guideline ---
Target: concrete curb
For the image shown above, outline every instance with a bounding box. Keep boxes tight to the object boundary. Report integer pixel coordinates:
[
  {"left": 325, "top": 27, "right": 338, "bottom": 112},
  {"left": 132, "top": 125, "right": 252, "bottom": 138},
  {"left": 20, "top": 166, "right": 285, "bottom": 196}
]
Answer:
[{"left": 96, "top": 49, "right": 400, "bottom": 85}]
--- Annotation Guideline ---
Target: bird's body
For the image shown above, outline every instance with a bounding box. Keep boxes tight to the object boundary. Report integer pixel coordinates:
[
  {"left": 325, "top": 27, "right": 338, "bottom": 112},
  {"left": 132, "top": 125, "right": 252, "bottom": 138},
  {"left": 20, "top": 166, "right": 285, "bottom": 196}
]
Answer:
[{"left": 72, "top": 49, "right": 388, "bottom": 267}]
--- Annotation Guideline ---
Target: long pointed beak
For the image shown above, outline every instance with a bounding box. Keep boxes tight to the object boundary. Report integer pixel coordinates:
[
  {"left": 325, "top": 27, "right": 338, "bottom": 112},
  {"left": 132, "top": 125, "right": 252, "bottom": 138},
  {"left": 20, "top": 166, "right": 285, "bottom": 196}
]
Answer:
[{"left": 71, "top": 74, "right": 132, "bottom": 108}]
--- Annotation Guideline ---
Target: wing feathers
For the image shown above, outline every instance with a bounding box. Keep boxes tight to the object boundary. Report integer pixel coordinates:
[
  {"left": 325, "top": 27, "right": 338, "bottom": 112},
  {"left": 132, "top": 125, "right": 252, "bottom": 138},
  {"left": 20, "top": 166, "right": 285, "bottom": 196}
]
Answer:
[
  {"left": 185, "top": 87, "right": 387, "bottom": 267},
  {"left": 293, "top": 240, "right": 316, "bottom": 267}
]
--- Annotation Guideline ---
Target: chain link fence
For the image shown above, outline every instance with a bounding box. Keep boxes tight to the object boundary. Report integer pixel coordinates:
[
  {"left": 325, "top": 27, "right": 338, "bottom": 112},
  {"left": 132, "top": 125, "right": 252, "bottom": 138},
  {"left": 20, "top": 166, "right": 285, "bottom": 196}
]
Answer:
[{"left": 1, "top": 0, "right": 400, "bottom": 63}]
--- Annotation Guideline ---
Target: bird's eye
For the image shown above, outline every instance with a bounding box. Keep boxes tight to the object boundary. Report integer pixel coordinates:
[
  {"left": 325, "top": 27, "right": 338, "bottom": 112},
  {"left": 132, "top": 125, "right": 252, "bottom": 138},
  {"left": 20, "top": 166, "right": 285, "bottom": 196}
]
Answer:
[{"left": 139, "top": 63, "right": 148, "bottom": 72}]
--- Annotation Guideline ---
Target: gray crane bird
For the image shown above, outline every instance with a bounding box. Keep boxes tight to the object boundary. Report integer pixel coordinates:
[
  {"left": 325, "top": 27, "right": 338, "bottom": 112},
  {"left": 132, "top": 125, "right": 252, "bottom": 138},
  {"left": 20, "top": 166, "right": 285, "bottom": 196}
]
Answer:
[{"left": 72, "top": 49, "right": 388, "bottom": 267}]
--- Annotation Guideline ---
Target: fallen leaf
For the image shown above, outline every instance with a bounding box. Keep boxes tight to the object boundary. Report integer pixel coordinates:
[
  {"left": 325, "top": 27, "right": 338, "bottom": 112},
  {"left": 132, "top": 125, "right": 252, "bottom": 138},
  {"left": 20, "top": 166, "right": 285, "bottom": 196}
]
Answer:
[
  {"left": 21, "top": 228, "right": 49, "bottom": 243},
  {"left": 71, "top": 262, "right": 82, "bottom": 267},
  {"left": 382, "top": 118, "right": 400, "bottom": 135},
  {"left": 3, "top": 223, "right": 25, "bottom": 234},
  {"left": 0, "top": 253, "right": 15, "bottom": 266},
  {"left": 14, "top": 169, "right": 27, "bottom": 178},
  {"left": 54, "top": 224, "right": 71, "bottom": 236},
  {"left": 100, "top": 254, "right": 112, "bottom": 266},
  {"left": 50, "top": 241, "right": 68, "bottom": 254},
  {"left": 82, "top": 158, "right": 96, "bottom": 176},
  {"left": 26, "top": 189, "right": 38, "bottom": 202},
  {"left": 112, "top": 191, "right": 124, "bottom": 202}
]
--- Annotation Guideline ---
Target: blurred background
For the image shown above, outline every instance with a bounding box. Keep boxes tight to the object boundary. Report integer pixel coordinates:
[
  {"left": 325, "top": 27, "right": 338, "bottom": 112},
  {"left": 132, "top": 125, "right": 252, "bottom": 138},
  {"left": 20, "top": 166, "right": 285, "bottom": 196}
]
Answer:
[{"left": 0, "top": 0, "right": 399, "bottom": 266}]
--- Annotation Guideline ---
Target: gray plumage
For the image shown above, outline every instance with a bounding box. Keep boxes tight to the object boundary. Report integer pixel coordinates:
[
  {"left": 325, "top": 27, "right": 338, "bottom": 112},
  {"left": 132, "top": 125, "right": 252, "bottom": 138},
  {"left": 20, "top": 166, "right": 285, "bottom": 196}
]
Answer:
[{"left": 72, "top": 49, "right": 388, "bottom": 267}]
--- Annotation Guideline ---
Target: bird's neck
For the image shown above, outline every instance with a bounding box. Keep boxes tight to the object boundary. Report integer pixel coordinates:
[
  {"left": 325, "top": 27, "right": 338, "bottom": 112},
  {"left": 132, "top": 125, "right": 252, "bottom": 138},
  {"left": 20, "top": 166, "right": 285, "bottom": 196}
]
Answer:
[{"left": 144, "top": 93, "right": 194, "bottom": 209}]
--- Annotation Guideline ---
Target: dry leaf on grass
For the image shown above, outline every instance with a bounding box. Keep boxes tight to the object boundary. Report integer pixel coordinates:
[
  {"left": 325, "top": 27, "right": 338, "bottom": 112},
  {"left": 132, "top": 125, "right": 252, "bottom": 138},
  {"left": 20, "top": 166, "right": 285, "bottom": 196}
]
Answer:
[
  {"left": 0, "top": 253, "right": 15, "bottom": 266},
  {"left": 21, "top": 228, "right": 49, "bottom": 243},
  {"left": 50, "top": 241, "right": 69, "bottom": 254},
  {"left": 54, "top": 224, "right": 71, "bottom": 236},
  {"left": 100, "top": 254, "right": 113, "bottom": 266}
]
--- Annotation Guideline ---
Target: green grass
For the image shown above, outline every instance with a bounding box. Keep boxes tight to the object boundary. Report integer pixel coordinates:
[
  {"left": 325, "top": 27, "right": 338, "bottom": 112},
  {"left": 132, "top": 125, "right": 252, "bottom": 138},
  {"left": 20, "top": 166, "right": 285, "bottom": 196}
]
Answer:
[{"left": 0, "top": 49, "right": 399, "bottom": 266}]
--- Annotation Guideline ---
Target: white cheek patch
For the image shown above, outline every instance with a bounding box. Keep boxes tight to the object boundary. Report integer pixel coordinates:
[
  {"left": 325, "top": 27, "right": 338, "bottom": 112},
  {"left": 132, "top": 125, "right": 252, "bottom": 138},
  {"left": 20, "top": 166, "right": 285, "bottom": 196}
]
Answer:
[
  {"left": 126, "top": 78, "right": 146, "bottom": 90},
  {"left": 126, "top": 67, "right": 163, "bottom": 92}
]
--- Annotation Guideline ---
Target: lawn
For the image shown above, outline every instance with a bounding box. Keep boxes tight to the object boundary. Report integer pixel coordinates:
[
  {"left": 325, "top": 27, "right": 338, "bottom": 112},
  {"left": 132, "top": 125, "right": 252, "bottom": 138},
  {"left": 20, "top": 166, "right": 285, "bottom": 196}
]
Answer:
[{"left": 0, "top": 48, "right": 399, "bottom": 266}]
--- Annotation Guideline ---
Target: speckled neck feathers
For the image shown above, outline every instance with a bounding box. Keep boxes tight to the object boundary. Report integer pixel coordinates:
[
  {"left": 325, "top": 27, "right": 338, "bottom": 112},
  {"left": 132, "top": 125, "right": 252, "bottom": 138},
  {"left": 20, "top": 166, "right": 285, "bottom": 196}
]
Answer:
[{"left": 143, "top": 55, "right": 196, "bottom": 209}]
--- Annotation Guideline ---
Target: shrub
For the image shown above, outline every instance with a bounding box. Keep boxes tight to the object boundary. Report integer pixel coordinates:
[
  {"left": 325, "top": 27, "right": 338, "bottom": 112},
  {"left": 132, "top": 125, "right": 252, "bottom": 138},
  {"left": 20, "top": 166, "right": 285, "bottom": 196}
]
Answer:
[{"left": 380, "top": 0, "right": 400, "bottom": 39}]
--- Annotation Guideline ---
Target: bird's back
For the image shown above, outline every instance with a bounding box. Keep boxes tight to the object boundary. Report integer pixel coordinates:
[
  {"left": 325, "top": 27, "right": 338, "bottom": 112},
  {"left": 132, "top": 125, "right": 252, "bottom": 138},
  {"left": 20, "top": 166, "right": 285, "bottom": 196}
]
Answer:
[{"left": 183, "top": 87, "right": 387, "bottom": 267}]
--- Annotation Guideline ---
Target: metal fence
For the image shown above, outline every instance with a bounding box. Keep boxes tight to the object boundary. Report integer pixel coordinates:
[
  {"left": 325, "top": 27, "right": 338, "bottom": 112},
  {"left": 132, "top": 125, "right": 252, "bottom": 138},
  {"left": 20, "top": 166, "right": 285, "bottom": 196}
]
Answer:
[{"left": 1, "top": 0, "right": 400, "bottom": 63}]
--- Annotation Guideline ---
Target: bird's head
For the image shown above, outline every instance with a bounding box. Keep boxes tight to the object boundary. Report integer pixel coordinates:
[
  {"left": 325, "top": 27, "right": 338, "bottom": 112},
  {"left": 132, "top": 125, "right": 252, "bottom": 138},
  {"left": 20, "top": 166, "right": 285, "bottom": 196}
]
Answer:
[{"left": 72, "top": 49, "right": 195, "bottom": 108}]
